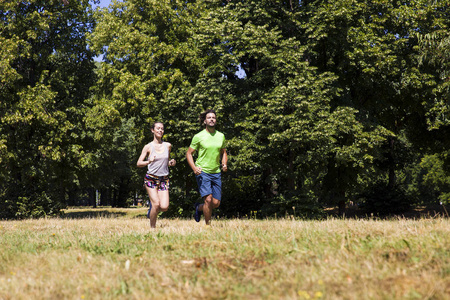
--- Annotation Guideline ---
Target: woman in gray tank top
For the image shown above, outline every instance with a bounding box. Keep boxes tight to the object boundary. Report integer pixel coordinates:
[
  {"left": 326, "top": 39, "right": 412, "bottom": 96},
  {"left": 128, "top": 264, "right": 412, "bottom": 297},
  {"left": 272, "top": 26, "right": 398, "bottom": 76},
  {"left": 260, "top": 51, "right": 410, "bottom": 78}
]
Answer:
[{"left": 137, "top": 122, "right": 176, "bottom": 228}]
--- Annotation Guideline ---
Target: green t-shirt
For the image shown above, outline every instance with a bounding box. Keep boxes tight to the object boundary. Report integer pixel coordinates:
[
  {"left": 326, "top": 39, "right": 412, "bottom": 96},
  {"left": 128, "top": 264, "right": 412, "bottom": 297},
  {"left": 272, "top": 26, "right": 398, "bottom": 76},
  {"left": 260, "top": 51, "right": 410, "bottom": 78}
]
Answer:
[{"left": 189, "top": 129, "right": 226, "bottom": 174}]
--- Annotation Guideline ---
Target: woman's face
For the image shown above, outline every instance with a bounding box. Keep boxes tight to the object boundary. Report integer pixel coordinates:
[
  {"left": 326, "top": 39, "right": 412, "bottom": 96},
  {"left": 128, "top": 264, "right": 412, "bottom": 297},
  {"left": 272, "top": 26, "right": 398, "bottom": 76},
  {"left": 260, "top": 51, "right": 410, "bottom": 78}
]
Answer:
[
  {"left": 152, "top": 123, "right": 164, "bottom": 138},
  {"left": 204, "top": 113, "right": 217, "bottom": 127}
]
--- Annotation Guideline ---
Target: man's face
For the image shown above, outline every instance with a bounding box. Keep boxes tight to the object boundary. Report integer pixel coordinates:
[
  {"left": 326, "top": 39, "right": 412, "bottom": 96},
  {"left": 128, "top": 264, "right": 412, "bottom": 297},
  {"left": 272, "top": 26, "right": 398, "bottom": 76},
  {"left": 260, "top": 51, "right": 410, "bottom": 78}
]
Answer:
[{"left": 204, "top": 113, "right": 217, "bottom": 127}]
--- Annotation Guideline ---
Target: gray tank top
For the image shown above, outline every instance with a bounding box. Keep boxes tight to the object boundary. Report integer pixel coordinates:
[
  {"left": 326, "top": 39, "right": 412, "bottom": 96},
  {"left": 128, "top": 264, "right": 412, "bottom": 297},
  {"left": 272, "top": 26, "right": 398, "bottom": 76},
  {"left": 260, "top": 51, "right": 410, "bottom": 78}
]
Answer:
[{"left": 147, "top": 142, "right": 169, "bottom": 176}]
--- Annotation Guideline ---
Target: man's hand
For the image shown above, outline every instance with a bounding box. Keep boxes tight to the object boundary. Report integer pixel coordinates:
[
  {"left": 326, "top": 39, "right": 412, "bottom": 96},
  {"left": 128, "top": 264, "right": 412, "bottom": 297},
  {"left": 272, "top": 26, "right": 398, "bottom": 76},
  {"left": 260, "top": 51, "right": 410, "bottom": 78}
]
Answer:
[{"left": 194, "top": 166, "right": 202, "bottom": 175}]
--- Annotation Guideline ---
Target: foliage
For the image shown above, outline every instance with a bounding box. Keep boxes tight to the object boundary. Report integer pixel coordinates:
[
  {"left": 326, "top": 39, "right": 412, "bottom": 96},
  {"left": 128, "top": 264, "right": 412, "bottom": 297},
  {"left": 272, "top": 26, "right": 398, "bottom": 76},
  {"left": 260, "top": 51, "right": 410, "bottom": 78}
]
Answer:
[
  {"left": 264, "top": 190, "right": 326, "bottom": 219},
  {"left": 220, "top": 175, "right": 264, "bottom": 218},
  {"left": 404, "top": 153, "right": 450, "bottom": 206},
  {"left": 86, "top": 0, "right": 205, "bottom": 208},
  {"left": 2, "top": 0, "right": 450, "bottom": 217},
  {"left": 0, "top": 0, "right": 98, "bottom": 218},
  {"left": 360, "top": 182, "right": 412, "bottom": 216},
  {"left": 301, "top": 0, "right": 450, "bottom": 204}
]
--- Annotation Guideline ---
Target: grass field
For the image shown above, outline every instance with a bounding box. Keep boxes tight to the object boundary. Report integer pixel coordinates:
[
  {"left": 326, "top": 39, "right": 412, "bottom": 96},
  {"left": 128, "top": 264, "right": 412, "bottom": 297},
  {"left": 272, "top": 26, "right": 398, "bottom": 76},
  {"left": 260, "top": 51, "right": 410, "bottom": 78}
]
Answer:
[{"left": 0, "top": 208, "right": 449, "bottom": 299}]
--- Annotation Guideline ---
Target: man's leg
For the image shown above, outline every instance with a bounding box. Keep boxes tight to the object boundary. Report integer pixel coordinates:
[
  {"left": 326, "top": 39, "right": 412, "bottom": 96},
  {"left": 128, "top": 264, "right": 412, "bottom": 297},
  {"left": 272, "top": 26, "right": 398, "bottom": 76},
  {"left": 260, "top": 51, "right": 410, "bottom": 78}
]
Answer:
[
  {"left": 196, "top": 172, "right": 221, "bottom": 224},
  {"left": 201, "top": 195, "right": 220, "bottom": 225}
]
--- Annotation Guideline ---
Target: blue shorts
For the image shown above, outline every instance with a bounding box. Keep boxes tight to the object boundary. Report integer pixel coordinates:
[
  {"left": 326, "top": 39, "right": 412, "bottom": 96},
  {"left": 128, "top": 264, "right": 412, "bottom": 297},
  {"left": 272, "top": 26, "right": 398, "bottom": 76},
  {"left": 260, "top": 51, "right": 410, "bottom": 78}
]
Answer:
[{"left": 195, "top": 172, "right": 222, "bottom": 201}]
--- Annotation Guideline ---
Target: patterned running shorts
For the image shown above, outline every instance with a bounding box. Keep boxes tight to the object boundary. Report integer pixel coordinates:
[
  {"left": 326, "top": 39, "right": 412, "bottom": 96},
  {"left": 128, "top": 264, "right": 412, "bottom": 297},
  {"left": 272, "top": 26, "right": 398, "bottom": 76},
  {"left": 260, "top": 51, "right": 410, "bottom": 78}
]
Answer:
[{"left": 144, "top": 173, "right": 170, "bottom": 191}]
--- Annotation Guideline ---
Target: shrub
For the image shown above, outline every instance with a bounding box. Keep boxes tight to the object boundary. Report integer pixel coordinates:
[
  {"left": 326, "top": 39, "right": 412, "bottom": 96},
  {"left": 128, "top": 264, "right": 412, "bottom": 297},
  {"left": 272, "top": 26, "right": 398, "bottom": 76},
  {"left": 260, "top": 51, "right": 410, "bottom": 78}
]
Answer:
[
  {"left": 262, "top": 190, "right": 325, "bottom": 219},
  {"left": 360, "top": 183, "right": 411, "bottom": 216}
]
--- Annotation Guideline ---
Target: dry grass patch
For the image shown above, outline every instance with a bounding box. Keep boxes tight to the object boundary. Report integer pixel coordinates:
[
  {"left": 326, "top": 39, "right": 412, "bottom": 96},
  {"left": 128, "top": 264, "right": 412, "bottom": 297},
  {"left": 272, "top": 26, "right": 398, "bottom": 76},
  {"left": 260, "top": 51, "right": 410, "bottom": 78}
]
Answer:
[{"left": 0, "top": 209, "right": 449, "bottom": 299}]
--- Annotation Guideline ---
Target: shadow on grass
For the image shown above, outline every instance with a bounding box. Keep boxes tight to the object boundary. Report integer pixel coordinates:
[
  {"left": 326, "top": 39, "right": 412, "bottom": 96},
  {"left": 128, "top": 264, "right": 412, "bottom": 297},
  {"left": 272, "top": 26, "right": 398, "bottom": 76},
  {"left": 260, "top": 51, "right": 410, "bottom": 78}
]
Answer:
[
  {"left": 326, "top": 204, "right": 449, "bottom": 219},
  {"left": 60, "top": 210, "right": 128, "bottom": 219}
]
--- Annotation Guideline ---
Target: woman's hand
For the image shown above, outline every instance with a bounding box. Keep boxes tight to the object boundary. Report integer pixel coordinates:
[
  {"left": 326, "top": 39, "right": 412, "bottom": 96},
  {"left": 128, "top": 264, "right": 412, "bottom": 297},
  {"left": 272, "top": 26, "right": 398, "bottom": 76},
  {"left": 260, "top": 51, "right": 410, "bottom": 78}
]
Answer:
[
  {"left": 148, "top": 155, "right": 156, "bottom": 164},
  {"left": 169, "top": 159, "right": 176, "bottom": 166}
]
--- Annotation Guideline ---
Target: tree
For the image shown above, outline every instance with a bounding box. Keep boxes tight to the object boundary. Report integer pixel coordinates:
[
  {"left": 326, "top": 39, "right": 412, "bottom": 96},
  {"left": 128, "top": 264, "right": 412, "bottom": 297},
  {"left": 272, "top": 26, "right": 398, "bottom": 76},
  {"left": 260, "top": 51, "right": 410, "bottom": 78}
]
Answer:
[
  {"left": 87, "top": 0, "right": 205, "bottom": 208},
  {"left": 0, "top": 0, "right": 97, "bottom": 218},
  {"left": 185, "top": 0, "right": 391, "bottom": 216},
  {"left": 76, "top": 0, "right": 450, "bottom": 216},
  {"left": 301, "top": 0, "right": 450, "bottom": 212}
]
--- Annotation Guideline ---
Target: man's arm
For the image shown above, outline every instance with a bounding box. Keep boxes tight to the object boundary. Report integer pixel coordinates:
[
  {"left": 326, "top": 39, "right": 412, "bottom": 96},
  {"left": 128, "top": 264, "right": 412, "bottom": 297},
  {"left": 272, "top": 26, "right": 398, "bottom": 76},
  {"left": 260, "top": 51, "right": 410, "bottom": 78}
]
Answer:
[
  {"left": 186, "top": 147, "right": 202, "bottom": 175},
  {"left": 221, "top": 148, "right": 228, "bottom": 172}
]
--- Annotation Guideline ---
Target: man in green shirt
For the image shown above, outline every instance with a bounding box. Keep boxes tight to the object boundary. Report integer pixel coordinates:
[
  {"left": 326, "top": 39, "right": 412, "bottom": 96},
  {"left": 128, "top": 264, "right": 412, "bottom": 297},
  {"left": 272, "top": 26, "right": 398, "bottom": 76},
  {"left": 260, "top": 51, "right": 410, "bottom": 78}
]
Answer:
[{"left": 186, "top": 109, "right": 228, "bottom": 225}]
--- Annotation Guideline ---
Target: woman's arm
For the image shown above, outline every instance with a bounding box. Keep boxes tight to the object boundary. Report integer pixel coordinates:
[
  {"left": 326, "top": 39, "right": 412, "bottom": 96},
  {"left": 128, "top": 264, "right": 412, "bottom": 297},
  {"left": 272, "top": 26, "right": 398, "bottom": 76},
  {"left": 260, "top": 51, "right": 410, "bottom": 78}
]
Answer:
[
  {"left": 136, "top": 144, "right": 154, "bottom": 168},
  {"left": 167, "top": 143, "right": 176, "bottom": 166}
]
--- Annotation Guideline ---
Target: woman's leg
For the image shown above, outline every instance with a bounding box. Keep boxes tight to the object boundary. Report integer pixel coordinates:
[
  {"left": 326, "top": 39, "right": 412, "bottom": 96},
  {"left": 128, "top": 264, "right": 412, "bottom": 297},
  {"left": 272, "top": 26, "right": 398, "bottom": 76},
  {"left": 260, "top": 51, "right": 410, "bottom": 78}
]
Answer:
[
  {"left": 157, "top": 190, "right": 169, "bottom": 212},
  {"left": 145, "top": 185, "right": 160, "bottom": 228}
]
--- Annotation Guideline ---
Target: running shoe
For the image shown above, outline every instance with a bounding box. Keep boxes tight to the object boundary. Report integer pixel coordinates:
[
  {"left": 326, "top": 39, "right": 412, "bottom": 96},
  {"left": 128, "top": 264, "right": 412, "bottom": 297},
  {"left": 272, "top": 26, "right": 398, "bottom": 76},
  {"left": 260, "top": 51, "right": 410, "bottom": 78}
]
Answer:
[
  {"left": 147, "top": 202, "right": 152, "bottom": 219},
  {"left": 194, "top": 203, "right": 202, "bottom": 222}
]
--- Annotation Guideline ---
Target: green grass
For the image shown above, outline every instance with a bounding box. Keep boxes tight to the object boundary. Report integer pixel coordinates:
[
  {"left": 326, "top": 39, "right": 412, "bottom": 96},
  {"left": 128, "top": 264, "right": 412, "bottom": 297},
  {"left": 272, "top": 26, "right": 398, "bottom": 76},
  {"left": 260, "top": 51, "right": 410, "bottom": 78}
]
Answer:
[{"left": 0, "top": 208, "right": 449, "bottom": 299}]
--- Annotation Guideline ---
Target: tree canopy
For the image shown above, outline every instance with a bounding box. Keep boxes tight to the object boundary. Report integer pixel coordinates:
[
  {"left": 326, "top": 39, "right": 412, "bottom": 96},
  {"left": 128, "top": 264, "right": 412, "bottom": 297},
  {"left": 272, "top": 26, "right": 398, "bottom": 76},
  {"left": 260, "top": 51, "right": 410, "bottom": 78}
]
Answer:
[{"left": 1, "top": 0, "right": 449, "bottom": 218}]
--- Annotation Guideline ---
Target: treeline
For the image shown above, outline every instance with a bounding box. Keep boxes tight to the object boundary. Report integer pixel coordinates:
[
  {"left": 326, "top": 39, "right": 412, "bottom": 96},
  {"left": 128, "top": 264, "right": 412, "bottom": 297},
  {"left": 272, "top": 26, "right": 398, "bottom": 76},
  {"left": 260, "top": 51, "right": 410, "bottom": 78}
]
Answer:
[{"left": 1, "top": 0, "right": 449, "bottom": 219}]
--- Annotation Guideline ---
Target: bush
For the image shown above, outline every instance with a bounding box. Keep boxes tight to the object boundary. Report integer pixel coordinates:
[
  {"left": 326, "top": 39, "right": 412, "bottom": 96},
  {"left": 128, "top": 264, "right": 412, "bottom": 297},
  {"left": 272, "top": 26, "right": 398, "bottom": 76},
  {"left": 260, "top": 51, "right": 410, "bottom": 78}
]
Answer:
[
  {"left": 262, "top": 190, "right": 325, "bottom": 219},
  {"left": 360, "top": 183, "right": 411, "bottom": 216},
  {"left": 0, "top": 190, "right": 64, "bottom": 219},
  {"left": 162, "top": 189, "right": 199, "bottom": 218},
  {"left": 220, "top": 175, "right": 264, "bottom": 218}
]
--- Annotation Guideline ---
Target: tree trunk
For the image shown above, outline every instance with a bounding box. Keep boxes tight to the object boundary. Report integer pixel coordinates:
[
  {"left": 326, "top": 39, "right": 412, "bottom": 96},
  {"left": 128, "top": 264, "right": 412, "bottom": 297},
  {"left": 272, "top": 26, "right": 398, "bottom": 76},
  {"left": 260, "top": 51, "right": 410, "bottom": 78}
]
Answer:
[
  {"left": 338, "top": 199, "right": 346, "bottom": 217},
  {"left": 88, "top": 188, "right": 96, "bottom": 208},
  {"left": 67, "top": 189, "right": 77, "bottom": 206},
  {"left": 116, "top": 178, "right": 129, "bottom": 207},
  {"left": 100, "top": 188, "right": 111, "bottom": 206},
  {"left": 388, "top": 137, "right": 396, "bottom": 188},
  {"left": 111, "top": 188, "right": 117, "bottom": 208},
  {"left": 287, "top": 150, "right": 296, "bottom": 191},
  {"left": 263, "top": 167, "right": 275, "bottom": 198}
]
